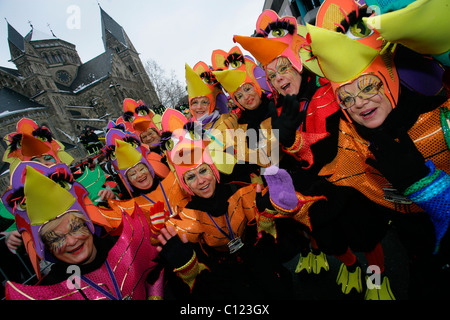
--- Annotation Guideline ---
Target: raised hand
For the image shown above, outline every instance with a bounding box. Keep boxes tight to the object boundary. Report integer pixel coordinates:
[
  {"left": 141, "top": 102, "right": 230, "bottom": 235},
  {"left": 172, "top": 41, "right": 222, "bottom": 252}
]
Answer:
[{"left": 269, "top": 94, "right": 306, "bottom": 147}]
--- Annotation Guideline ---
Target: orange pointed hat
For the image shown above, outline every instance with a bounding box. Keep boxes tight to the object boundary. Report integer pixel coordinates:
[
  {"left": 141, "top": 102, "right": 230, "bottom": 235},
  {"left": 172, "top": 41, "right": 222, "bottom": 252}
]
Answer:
[
  {"left": 3, "top": 118, "right": 74, "bottom": 171},
  {"left": 122, "top": 98, "right": 159, "bottom": 135},
  {"left": 233, "top": 10, "right": 324, "bottom": 76},
  {"left": 308, "top": 0, "right": 400, "bottom": 119}
]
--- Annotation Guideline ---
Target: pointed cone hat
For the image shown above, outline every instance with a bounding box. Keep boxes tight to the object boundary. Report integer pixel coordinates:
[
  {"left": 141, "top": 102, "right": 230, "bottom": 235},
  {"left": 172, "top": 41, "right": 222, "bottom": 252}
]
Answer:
[
  {"left": 185, "top": 63, "right": 211, "bottom": 98},
  {"left": 212, "top": 69, "right": 247, "bottom": 95},
  {"left": 115, "top": 139, "right": 142, "bottom": 170},
  {"left": 306, "top": 23, "right": 379, "bottom": 84},
  {"left": 24, "top": 166, "right": 76, "bottom": 226},
  {"left": 364, "top": 0, "right": 450, "bottom": 56}
]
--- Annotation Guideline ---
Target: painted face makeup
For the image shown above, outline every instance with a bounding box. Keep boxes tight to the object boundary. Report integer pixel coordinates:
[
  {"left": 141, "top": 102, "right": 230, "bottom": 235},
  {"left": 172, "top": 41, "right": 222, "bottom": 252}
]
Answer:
[
  {"left": 31, "top": 154, "right": 57, "bottom": 166},
  {"left": 190, "top": 96, "right": 211, "bottom": 119},
  {"left": 234, "top": 83, "right": 262, "bottom": 110},
  {"left": 42, "top": 213, "right": 95, "bottom": 265},
  {"left": 266, "top": 57, "right": 302, "bottom": 96},
  {"left": 337, "top": 74, "right": 393, "bottom": 129},
  {"left": 126, "top": 163, "right": 154, "bottom": 191},
  {"left": 183, "top": 163, "right": 217, "bottom": 199},
  {"left": 140, "top": 128, "right": 160, "bottom": 149}
]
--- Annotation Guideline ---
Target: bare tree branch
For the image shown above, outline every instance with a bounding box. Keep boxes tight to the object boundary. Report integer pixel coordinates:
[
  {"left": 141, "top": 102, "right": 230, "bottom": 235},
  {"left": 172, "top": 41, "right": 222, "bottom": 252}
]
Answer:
[{"left": 144, "top": 59, "right": 188, "bottom": 109}]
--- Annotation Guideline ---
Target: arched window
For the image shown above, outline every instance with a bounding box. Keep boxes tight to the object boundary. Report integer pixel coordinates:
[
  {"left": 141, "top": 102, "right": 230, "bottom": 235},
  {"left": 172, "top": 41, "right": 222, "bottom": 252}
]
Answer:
[{"left": 43, "top": 53, "right": 51, "bottom": 64}]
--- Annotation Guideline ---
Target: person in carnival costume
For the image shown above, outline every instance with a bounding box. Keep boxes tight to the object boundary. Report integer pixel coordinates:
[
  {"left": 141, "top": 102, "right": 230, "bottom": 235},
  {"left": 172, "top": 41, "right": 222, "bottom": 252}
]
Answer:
[
  {"left": 104, "top": 128, "right": 168, "bottom": 198},
  {"left": 1, "top": 161, "right": 164, "bottom": 300},
  {"left": 3, "top": 117, "right": 118, "bottom": 206},
  {"left": 307, "top": 0, "right": 449, "bottom": 299},
  {"left": 0, "top": 118, "right": 94, "bottom": 250},
  {"left": 211, "top": 46, "right": 276, "bottom": 170},
  {"left": 100, "top": 127, "right": 188, "bottom": 241},
  {"left": 2, "top": 118, "right": 74, "bottom": 173},
  {"left": 233, "top": 9, "right": 341, "bottom": 178},
  {"left": 233, "top": 9, "right": 342, "bottom": 278},
  {"left": 185, "top": 62, "right": 238, "bottom": 161},
  {"left": 155, "top": 108, "right": 326, "bottom": 299},
  {"left": 211, "top": 45, "right": 313, "bottom": 266},
  {"left": 121, "top": 98, "right": 169, "bottom": 176},
  {"left": 122, "top": 98, "right": 164, "bottom": 154}
]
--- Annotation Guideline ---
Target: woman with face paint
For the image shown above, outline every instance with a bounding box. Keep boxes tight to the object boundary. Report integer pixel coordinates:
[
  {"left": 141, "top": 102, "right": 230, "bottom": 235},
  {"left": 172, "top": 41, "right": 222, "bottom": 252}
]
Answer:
[
  {"left": 307, "top": 0, "right": 450, "bottom": 299},
  {"left": 2, "top": 162, "right": 165, "bottom": 300},
  {"left": 153, "top": 108, "right": 325, "bottom": 299},
  {"left": 1, "top": 118, "right": 117, "bottom": 252},
  {"left": 234, "top": 9, "right": 344, "bottom": 282},
  {"left": 185, "top": 62, "right": 239, "bottom": 157},
  {"left": 211, "top": 46, "right": 276, "bottom": 183}
]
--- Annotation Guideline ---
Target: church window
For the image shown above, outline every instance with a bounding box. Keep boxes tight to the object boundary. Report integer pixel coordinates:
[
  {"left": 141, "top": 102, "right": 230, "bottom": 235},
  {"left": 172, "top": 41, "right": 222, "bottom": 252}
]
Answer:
[{"left": 43, "top": 53, "right": 51, "bottom": 64}]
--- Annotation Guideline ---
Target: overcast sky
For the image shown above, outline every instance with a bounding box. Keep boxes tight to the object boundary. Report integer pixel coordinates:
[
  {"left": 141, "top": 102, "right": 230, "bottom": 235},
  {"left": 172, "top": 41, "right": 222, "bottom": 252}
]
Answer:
[{"left": 0, "top": 0, "right": 265, "bottom": 83}]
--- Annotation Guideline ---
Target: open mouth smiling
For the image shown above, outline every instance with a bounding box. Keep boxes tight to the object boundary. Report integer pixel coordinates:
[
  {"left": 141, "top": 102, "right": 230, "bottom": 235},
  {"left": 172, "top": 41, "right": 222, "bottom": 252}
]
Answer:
[
  {"left": 67, "top": 243, "right": 84, "bottom": 255},
  {"left": 281, "top": 83, "right": 291, "bottom": 92},
  {"left": 360, "top": 108, "right": 377, "bottom": 119}
]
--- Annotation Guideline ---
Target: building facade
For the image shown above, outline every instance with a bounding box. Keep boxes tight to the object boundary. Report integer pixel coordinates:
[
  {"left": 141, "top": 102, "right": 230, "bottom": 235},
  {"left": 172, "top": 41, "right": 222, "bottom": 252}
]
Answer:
[{"left": 0, "top": 7, "right": 160, "bottom": 193}]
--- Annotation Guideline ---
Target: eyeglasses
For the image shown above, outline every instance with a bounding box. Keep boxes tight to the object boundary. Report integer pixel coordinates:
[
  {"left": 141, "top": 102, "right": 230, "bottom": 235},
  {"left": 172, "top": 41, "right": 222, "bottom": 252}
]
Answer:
[
  {"left": 42, "top": 216, "right": 89, "bottom": 253},
  {"left": 338, "top": 82, "right": 383, "bottom": 110},
  {"left": 267, "top": 63, "right": 293, "bottom": 82}
]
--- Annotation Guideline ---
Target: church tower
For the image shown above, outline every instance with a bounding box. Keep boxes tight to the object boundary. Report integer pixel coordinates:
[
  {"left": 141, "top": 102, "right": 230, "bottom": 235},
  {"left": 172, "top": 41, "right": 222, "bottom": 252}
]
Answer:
[{"left": 100, "top": 7, "right": 160, "bottom": 106}]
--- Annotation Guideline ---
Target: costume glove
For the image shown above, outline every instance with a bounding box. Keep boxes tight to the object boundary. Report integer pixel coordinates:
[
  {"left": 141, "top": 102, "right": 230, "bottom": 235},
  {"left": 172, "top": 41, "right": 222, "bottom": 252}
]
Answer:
[
  {"left": 263, "top": 165, "right": 299, "bottom": 211},
  {"left": 269, "top": 94, "right": 306, "bottom": 147},
  {"left": 158, "top": 234, "right": 194, "bottom": 270},
  {"left": 148, "top": 201, "right": 170, "bottom": 234},
  {"left": 366, "top": 129, "right": 430, "bottom": 193}
]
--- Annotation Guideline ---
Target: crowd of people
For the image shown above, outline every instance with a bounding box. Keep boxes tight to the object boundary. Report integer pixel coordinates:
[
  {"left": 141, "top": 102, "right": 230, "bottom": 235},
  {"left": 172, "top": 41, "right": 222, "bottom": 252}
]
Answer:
[{"left": 0, "top": 0, "right": 449, "bottom": 301}]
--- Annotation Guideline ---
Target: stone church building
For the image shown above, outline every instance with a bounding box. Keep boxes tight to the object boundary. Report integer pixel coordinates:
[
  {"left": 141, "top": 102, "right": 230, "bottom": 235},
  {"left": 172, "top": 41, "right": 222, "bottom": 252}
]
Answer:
[{"left": 0, "top": 7, "right": 160, "bottom": 192}]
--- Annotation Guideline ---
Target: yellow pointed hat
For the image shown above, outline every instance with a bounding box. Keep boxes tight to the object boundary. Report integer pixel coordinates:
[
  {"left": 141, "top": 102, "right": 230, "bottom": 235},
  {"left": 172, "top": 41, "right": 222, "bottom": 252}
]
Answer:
[
  {"left": 185, "top": 63, "right": 211, "bottom": 98},
  {"left": 24, "top": 166, "right": 76, "bottom": 226},
  {"left": 115, "top": 139, "right": 142, "bottom": 170},
  {"left": 306, "top": 23, "right": 379, "bottom": 84},
  {"left": 212, "top": 70, "right": 247, "bottom": 94},
  {"left": 364, "top": 0, "right": 450, "bottom": 56}
]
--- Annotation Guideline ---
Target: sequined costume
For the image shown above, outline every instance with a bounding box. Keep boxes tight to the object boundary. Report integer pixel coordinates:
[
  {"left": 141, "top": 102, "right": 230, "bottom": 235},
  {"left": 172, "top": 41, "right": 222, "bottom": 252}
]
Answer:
[
  {"left": 320, "top": 101, "right": 450, "bottom": 214},
  {"left": 233, "top": 10, "right": 341, "bottom": 171},
  {"left": 309, "top": 0, "right": 450, "bottom": 253},
  {"left": 2, "top": 162, "right": 163, "bottom": 300},
  {"left": 158, "top": 108, "right": 321, "bottom": 299},
  {"left": 5, "top": 206, "right": 163, "bottom": 300},
  {"left": 211, "top": 46, "right": 277, "bottom": 169}
]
